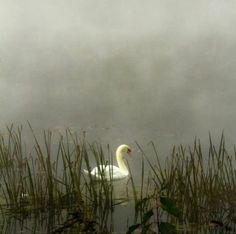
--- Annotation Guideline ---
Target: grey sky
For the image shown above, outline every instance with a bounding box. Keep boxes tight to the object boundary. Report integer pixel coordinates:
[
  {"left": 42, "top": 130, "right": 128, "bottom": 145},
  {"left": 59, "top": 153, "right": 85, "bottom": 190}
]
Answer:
[{"left": 1, "top": 1, "right": 236, "bottom": 148}]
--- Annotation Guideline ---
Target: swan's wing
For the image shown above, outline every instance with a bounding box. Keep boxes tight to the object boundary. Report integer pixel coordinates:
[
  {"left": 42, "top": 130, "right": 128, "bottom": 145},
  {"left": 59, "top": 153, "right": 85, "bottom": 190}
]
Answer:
[
  {"left": 105, "top": 165, "right": 129, "bottom": 180},
  {"left": 85, "top": 165, "right": 129, "bottom": 181},
  {"left": 89, "top": 165, "right": 109, "bottom": 179}
]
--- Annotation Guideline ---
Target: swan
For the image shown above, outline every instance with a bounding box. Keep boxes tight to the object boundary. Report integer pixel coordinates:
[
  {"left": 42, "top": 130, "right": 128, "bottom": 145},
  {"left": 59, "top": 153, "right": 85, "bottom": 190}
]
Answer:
[{"left": 83, "top": 144, "right": 132, "bottom": 181}]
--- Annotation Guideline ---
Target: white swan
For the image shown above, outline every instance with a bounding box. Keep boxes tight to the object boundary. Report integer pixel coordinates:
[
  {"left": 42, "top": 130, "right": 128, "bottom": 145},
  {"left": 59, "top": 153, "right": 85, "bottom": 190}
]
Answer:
[{"left": 83, "top": 144, "right": 132, "bottom": 181}]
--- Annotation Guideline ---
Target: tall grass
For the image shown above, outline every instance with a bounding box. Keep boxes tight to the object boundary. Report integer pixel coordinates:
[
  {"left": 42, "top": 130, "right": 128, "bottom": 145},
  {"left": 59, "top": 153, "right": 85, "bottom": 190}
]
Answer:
[
  {"left": 0, "top": 125, "right": 236, "bottom": 233},
  {"left": 140, "top": 134, "right": 236, "bottom": 231},
  {"left": 0, "top": 125, "right": 117, "bottom": 232}
]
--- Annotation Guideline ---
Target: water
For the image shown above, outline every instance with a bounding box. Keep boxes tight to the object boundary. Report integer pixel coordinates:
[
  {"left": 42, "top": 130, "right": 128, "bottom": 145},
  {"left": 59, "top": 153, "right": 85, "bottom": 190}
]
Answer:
[{"left": 1, "top": 1, "right": 236, "bottom": 232}]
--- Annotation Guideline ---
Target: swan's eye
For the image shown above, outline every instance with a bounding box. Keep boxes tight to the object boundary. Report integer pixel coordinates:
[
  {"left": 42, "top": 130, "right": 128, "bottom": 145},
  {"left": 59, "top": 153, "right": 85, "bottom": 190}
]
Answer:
[{"left": 127, "top": 148, "right": 131, "bottom": 154}]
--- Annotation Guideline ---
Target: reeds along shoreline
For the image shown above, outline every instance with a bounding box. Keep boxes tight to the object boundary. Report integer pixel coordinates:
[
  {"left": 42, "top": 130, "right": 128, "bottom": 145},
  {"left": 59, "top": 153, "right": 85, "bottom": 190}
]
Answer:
[
  {"left": 140, "top": 135, "right": 236, "bottom": 228},
  {"left": 0, "top": 126, "right": 122, "bottom": 230},
  {"left": 0, "top": 126, "right": 236, "bottom": 232}
]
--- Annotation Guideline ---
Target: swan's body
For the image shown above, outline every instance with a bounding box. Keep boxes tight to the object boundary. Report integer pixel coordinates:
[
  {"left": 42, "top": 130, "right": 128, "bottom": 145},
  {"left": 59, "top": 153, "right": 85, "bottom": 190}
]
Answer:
[{"left": 83, "top": 144, "right": 131, "bottom": 181}]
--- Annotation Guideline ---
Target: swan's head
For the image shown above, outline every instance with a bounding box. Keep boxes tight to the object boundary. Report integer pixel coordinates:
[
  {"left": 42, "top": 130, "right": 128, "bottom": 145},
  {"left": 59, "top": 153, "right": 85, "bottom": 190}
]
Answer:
[{"left": 116, "top": 144, "right": 132, "bottom": 156}]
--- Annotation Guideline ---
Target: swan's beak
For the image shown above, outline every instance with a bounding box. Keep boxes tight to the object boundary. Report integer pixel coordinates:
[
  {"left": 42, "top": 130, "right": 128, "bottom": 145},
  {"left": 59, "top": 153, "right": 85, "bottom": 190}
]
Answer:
[{"left": 127, "top": 148, "right": 132, "bottom": 157}]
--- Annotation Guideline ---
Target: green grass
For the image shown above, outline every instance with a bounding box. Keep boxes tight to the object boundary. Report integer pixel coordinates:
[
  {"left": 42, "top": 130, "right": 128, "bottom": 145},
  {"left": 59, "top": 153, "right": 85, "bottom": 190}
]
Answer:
[{"left": 0, "top": 125, "right": 236, "bottom": 233}]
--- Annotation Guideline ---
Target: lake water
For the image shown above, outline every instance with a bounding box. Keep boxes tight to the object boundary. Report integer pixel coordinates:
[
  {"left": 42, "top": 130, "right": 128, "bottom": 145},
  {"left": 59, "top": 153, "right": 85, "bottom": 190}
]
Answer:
[{"left": 1, "top": 1, "right": 236, "bottom": 232}]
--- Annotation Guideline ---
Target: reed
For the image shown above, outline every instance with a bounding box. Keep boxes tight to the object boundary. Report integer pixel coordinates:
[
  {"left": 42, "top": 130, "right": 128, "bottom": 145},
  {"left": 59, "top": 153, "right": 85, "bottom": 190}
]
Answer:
[
  {"left": 141, "top": 134, "right": 236, "bottom": 232},
  {"left": 0, "top": 125, "right": 115, "bottom": 232},
  {"left": 0, "top": 125, "right": 236, "bottom": 233}
]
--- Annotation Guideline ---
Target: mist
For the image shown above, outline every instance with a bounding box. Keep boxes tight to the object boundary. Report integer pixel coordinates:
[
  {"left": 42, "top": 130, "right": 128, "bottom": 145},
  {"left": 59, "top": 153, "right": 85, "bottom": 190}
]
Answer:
[{"left": 1, "top": 0, "right": 236, "bottom": 150}]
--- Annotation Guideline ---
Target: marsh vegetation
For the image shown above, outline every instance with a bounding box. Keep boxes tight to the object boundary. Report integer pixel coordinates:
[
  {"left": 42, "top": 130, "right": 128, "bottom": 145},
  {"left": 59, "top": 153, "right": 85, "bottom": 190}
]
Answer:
[{"left": 0, "top": 125, "right": 235, "bottom": 233}]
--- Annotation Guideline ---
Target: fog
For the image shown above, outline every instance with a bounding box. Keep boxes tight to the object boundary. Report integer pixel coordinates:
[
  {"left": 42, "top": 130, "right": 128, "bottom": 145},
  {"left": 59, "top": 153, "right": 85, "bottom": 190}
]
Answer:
[{"left": 1, "top": 1, "right": 236, "bottom": 150}]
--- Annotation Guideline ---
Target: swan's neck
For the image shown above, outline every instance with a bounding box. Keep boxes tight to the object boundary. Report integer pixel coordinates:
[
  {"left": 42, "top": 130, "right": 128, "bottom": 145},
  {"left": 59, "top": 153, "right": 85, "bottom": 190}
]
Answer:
[{"left": 116, "top": 148, "right": 128, "bottom": 174}]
